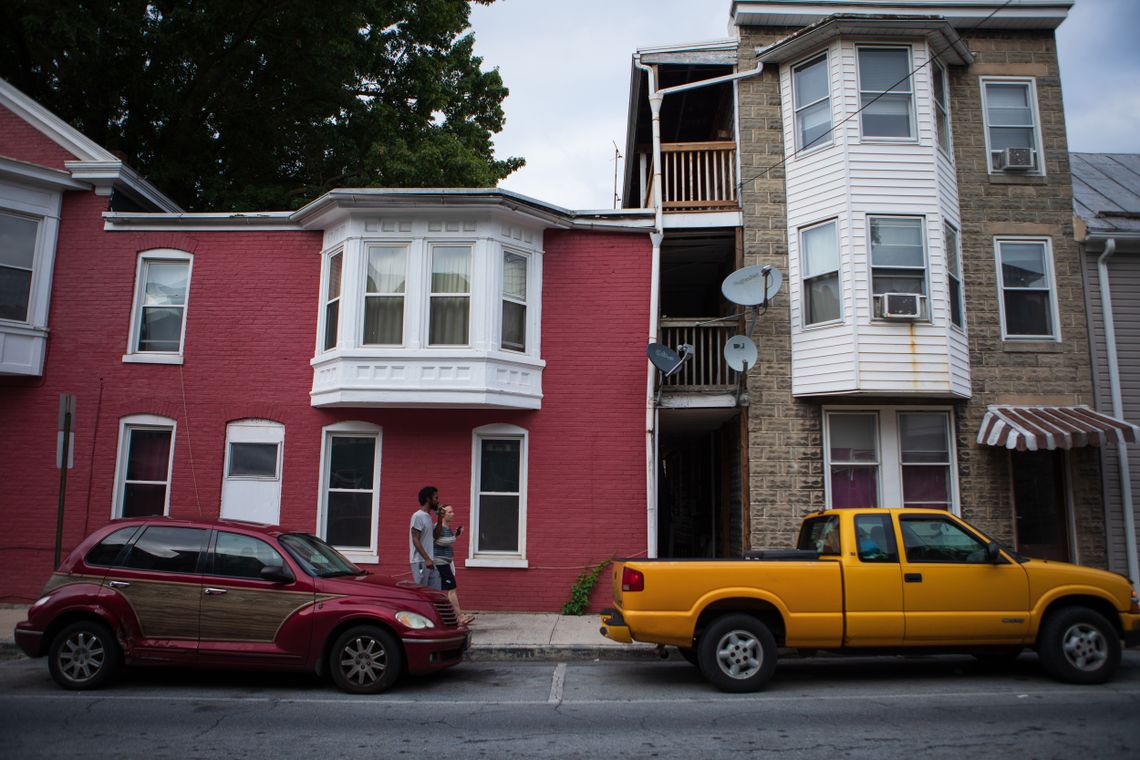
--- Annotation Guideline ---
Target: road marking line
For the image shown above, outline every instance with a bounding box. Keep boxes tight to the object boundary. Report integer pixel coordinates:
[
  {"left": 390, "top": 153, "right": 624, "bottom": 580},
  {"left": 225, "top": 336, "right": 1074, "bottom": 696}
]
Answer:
[{"left": 548, "top": 662, "right": 566, "bottom": 704}]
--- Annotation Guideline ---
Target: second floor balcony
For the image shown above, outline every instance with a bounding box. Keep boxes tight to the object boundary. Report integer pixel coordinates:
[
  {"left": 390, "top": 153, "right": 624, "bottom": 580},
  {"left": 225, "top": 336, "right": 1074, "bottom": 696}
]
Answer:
[
  {"left": 646, "top": 141, "right": 739, "bottom": 213},
  {"left": 660, "top": 318, "right": 742, "bottom": 392}
]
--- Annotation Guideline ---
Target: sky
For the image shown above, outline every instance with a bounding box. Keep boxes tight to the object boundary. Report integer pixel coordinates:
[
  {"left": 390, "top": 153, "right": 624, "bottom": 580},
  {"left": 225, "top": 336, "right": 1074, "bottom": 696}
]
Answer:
[{"left": 468, "top": 0, "right": 1140, "bottom": 211}]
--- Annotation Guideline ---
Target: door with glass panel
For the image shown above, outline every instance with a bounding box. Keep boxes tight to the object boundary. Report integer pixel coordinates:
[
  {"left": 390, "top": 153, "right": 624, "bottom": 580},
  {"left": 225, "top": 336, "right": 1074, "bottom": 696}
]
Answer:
[{"left": 220, "top": 419, "right": 284, "bottom": 524}]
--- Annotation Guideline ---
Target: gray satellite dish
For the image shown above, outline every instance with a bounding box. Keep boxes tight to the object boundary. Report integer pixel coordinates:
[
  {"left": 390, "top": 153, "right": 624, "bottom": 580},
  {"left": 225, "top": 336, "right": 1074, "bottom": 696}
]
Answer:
[
  {"left": 721, "top": 264, "right": 783, "bottom": 306},
  {"left": 647, "top": 342, "right": 693, "bottom": 377},
  {"left": 723, "top": 335, "right": 758, "bottom": 372}
]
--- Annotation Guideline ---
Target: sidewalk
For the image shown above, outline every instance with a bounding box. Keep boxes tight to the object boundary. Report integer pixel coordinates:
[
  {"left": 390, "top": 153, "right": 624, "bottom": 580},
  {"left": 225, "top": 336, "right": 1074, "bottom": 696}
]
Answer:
[{"left": 0, "top": 605, "right": 656, "bottom": 660}]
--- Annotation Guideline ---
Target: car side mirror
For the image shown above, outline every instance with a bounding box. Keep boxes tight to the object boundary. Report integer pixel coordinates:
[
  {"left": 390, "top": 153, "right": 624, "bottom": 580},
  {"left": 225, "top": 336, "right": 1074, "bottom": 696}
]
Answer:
[
  {"left": 260, "top": 564, "right": 294, "bottom": 584},
  {"left": 985, "top": 542, "right": 1002, "bottom": 564}
]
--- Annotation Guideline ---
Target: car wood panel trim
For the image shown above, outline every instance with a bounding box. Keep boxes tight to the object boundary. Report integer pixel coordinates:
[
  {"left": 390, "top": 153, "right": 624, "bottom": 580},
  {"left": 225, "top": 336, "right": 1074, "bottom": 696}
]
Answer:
[
  {"left": 199, "top": 589, "right": 339, "bottom": 643},
  {"left": 104, "top": 578, "right": 201, "bottom": 639}
]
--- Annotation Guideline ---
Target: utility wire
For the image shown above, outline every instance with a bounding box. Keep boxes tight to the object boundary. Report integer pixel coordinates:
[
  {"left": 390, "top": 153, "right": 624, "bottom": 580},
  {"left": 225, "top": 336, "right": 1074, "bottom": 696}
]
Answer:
[{"left": 732, "top": 0, "right": 1016, "bottom": 195}]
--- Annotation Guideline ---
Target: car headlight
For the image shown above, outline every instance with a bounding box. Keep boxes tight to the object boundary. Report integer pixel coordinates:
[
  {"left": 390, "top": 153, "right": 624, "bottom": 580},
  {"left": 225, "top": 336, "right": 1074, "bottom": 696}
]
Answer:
[
  {"left": 395, "top": 611, "right": 435, "bottom": 629},
  {"left": 31, "top": 594, "right": 53, "bottom": 610}
]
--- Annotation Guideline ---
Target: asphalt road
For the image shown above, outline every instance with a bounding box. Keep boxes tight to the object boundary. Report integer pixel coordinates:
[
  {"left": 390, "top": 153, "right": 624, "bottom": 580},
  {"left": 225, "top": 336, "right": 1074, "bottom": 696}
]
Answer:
[{"left": 2, "top": 651, "right": 1138, "bottom": 759}]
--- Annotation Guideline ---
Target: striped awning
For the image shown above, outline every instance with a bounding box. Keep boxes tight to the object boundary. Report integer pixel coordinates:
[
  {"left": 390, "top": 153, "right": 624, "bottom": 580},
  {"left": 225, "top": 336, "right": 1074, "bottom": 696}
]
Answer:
[{"left": 977, "top": 405, "right": 1140, "bottom": 451}]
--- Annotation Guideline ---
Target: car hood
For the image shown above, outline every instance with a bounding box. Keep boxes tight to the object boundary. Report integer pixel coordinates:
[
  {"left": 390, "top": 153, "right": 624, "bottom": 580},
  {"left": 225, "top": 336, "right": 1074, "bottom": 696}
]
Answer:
[{"left": 316, "top": 572, "right": 443, "bottom": 604}]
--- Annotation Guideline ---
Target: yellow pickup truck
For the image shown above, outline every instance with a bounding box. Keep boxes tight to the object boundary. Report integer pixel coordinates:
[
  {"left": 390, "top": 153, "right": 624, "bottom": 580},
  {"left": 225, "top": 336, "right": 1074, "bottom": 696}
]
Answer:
[{"left": 601, "top": 508, "right": 1140, "bottom": 692}]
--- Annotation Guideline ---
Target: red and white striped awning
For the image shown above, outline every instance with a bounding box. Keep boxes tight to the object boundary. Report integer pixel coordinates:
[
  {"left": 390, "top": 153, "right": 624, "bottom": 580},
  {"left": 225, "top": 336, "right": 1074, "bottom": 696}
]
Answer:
[{"left": 977, "top": 405, "right": 1140, "bottom": 451}]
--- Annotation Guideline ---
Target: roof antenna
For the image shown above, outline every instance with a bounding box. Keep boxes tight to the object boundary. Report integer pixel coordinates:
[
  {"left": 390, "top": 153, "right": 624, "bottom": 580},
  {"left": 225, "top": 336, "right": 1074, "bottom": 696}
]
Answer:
[{"left": 612, "top": 141, "right": 623, "bottom": 209}]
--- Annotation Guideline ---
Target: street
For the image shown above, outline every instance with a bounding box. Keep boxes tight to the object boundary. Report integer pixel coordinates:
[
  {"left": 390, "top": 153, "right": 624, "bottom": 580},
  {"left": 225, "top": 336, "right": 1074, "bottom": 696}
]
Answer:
[{"left": 2, "top": 651, "right": 1138, "bottom": 758}]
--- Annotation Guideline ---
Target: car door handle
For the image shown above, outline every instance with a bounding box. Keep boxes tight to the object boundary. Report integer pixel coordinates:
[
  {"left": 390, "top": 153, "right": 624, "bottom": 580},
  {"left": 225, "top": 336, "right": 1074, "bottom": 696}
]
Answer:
[
  {"left": 203, "top": 587, "right": 228, "bottom": 596},
  {"left": 904, "top": 573, "right": 923, "bottom": 583},
  {"left": 108, "top": 580, "right": 130, "bottom": 588}
]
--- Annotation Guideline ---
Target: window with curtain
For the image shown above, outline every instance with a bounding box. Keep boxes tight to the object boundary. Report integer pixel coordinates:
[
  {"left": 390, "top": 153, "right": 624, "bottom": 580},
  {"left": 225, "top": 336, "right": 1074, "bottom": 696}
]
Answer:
[
  {"left": 323, "top": 433, "right": 378, "bottom": 550},
  {"left": 0, "top": 210, "right": 38, "bottom": 323},
  {"left": 793, "top": 54, "right": 832, "bottom": 152},
  {"left": 429, "top": 245, "right": 471, "bottom": 346},
  {"left": 932, "top": 62, "right": 952, "bottom": 155},
  {"left": 899, "top": 412, "right": 952, "bottom": 509},
  {"left": 870, "top": 216, "right": 927, "bottom": 314},
  {"left": 363, "top": 245, "right": 406, "bottom": 345},
  {"left": 323, "top": 251, "right": 342, "bottom": 351},
  {"left": 944, "top": 223, "right": 963, "bottom": 329},
  {"left": 800, "top": 220, "right": 840, "bottom": 325},
  {"left": 858, "top": 47, "right": 914, "bottom": 139},
  {"left": 996, "top": 238, "right": 1056, "bottom": 338},
  {"left": 828, "top": 414, "right": 879, "bottom": 507},
  {"left": 118, "top": 424, "right": 174, "bottom": 518},
  {"left": 475, "top": 437, "right": 523, "bottom": 554},
  {"left": 501, "top": 252, "right": 527, "bottom": 352},
  {"left": 134, "top": 258, "right": 190, "bottom": 353},
  {"left": 983, "top": 79, "right": 1041, "bottom": 172}
]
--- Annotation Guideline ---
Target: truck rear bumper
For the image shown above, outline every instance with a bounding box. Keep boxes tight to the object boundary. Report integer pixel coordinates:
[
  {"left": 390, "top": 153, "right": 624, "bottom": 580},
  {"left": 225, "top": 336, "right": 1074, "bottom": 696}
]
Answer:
[{"left": 599, "top": 608, "right": 633, "bottom": 644}]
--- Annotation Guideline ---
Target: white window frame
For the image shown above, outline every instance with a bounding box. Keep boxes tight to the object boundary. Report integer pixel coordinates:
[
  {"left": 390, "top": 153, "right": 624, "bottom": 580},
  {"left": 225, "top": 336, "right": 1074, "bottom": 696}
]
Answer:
[
  {"left": 823, "top": 407, "right": 958, "bottom": 515},
  {"left": 361, "top": 243, "right": 408, "bottom": 347},
  {"left": 466, "top": 423, "right": 528, "bottom": 568},
  {"left": 944, "top": 222, "right": 965, "bottom": 331},
  {"left": 994, "top": 236, "right": 1060, "bottom": 341},
  {"left": 316, "top": 421, "right": 382, "bottom": 563},
  {"left": 868, "top": 215, "right": 930, "bottom": 319},
  {"left": 111, "top": 414, "right": 177, "bottom": 518},
  {"left": 791, "top": 52, "right": 832, "bottom": 153},
  {"left": 799, "top": 218, "right": 843, "bottom": 327},
  {"left": 500, "top": 248, "right": 529, "bottom": 352},
  {"left": 123, "top": 250, "right": 192, "bottom": 365},
  {"left": 320, "top": 248, "right": 344, "bottom": 353},
  {"left": 932, "top": 61, "right": 953, "bottom": 157},
  {"left": 980, "top": 76, "right": 1045, "bottom": 176},
  {"left": 856, "top": 45, "right": 917, "bottom": 142},
  {"left": 0, "top": 208, "right": 41, "bottom": 325},
  {"left": 426, "top": 242, "right": 473, "bottom": 347}
]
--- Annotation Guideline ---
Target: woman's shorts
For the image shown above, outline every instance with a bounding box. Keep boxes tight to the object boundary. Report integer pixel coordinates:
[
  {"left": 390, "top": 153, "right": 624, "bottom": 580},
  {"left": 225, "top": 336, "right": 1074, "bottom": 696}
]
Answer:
[{"left": 438, "top": 562, "right": 457, "bottom": 590}]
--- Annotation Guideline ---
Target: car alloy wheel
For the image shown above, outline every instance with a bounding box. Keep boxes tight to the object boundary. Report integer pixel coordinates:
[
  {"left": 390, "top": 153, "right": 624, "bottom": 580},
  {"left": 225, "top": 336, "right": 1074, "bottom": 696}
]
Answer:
[
  {"left": 1038, "top": 606, "right": 1120, "bottom": 685},
  {"left": 48, "top": 621, "right": 119, "bottom": 690},
  {"left": 329, "top": 625, "right": 403, "bottom": 694},
  {"left": 697, "top": 613, "right": 778, "bottom": 693},
  {"left": 1060, "top": 622, "right": 1108, "bottom": 672},
  {"left": 714, "top": 630, "right": 762, "bottom": 680}
]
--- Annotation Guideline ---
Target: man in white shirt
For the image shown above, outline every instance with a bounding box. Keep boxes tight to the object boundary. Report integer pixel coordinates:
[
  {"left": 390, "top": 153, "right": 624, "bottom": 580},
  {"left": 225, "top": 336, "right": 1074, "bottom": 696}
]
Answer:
[{"left": 410, "top": 485, "right": 441, "bottom": 589}]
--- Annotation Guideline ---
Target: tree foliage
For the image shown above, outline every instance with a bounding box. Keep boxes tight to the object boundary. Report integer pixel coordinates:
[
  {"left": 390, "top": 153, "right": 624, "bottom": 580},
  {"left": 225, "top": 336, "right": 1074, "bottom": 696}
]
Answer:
[{"left": 0, "top": 1, "right": 523, "bottom": 210}]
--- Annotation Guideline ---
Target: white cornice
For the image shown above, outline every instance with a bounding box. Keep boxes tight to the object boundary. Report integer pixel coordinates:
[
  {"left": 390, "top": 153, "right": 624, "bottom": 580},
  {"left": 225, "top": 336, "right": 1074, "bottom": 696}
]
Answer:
[
  {"left": 0, "top": 156, "right": 88, "bottom": 191},
  {"left": 103, "top": 210, "right": 298, "bottom": 231},
  {"left": 732, "top": 1, "right": 1073, "bottom": 30}
]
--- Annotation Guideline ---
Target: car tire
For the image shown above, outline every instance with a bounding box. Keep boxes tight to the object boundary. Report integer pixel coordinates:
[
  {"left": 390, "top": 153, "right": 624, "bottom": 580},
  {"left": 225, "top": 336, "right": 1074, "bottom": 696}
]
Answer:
[
  {"left": 1037, "top": 607, "right": 1120, "bottom": 685},
  {"left": 329, "top": 625, "right": 403, "bottom": 694},
  {"left": 48, "top": 620, "right": 120, "bottom": 690},
  {"left": 697, "top": 614, "right": 778, "bottom": 693},
  {"left": 676, "top": 646, "right": 699, "bottom": 666}
]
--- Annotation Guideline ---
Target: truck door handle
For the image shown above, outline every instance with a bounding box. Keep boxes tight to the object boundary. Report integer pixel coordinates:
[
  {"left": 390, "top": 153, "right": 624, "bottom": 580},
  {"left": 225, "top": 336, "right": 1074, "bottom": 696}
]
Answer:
[
  {"left": 108, "top": 580, "right": 130, "bottom": 588},
  {"left": 904, "top": 573, "right": 923, "bottom": 583},
  {"left": 203, "top": 587, "right": 228, "bottom": 596}
]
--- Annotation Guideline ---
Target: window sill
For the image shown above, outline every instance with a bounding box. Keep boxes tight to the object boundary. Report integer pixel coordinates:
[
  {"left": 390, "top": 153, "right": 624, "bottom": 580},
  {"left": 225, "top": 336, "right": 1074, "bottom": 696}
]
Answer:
[
  {"left": 122, "top": 353, "right": 184, "bottom": 365},
  {"left": 340, "top": 551, "right": 379, "bottom": 565},
  {"left": 1002, "top": 340, "right": 1062, "bottom": 353},
  {"left": 464, "top": 557, "right": 528, "bottom": 569},
  {"left": 988, "top": 173, "right": 1047, "bottom": 185}
]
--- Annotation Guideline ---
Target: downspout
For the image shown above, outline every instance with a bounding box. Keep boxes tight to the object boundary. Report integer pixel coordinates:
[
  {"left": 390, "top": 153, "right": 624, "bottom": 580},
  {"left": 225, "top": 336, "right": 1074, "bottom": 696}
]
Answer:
[
  {"left": 1097, "top": 238, "right": 1139, "bottom": 590},
  {"left": 633, "top": 55, "right": 764, "bottom": 558}
]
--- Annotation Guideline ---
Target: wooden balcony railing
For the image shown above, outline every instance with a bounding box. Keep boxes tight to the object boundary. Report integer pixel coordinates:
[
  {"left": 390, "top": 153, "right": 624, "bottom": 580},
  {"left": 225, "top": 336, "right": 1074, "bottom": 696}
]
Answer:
[
  {"left": 660, "top": 318, "right": 742, "bottom": 389},
  {"left": 654, "top": 141, "right": 738, "bottom": 212}
]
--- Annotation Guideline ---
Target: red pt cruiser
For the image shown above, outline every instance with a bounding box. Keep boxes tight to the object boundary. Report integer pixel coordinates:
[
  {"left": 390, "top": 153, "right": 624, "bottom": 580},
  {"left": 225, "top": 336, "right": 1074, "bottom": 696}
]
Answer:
[{"left": 14, "top": 518, "right": 469, "bottom": 693}]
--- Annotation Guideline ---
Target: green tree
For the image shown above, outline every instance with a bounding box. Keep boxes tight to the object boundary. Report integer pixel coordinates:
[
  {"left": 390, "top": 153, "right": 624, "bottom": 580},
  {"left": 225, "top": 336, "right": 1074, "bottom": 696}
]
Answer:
[{"left": 0, "top": 0, "right": 523, "bottom": 210}]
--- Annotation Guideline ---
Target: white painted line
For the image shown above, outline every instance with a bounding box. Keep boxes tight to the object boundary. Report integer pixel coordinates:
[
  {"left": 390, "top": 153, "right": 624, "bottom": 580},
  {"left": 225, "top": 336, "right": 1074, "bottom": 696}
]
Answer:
[{"left": 548, "top": 662, "right": 567, "bottom": 704}]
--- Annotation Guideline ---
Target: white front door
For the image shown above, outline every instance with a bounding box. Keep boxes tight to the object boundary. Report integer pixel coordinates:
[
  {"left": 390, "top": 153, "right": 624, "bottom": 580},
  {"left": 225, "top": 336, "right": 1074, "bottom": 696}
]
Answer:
[{"left": 220, "top": 419, "right": 284, "bottom": 524}]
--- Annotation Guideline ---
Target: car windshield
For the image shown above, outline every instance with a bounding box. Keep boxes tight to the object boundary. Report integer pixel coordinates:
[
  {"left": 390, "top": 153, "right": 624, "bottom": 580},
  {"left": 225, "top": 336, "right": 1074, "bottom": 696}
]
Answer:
[{"left": 279, "top": 534, "right": 366, "bottom": 578}]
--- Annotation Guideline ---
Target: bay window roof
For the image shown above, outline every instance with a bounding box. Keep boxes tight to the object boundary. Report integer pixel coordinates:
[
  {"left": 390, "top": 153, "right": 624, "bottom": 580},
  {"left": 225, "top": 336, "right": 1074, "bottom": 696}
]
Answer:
[{"left": 754, "top": 15, "right": 974, "bottom": 66}]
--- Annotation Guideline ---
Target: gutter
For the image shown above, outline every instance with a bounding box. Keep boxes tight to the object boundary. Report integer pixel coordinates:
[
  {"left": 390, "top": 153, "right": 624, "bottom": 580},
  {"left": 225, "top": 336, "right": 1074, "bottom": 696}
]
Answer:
[
  {"left": 1096, "top": 238, "right": 1139, "bottom": 590},
  {"left": 632, "top": 53, "right": 764, "bottom": 558}
]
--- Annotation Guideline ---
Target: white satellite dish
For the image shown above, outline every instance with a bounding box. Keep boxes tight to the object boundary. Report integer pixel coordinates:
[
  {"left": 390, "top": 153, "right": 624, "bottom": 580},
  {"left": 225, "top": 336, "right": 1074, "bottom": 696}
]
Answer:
[
  {"left": 647, "top": 342, "right": 693, "bottom": 377},
  {"left": 723, "top": 334, "right": 758, "bottom": 372},
  {"left": 721, "top": 264, "right": 783, "bottom": 306}
]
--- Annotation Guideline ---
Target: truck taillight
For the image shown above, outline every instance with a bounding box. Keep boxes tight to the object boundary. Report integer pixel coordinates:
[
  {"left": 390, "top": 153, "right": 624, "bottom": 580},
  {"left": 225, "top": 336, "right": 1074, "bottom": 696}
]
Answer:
[{"left": 622, "top": 567, "right": 644, "bottom": 592}]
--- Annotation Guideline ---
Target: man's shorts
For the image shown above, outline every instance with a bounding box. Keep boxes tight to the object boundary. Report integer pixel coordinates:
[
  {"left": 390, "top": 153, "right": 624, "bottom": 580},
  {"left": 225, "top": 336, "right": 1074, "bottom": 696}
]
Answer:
[
  {"left": 411, "top": 561, "right": 442, "bottom": 590},
  {"left": 438, "top": 563, "right": 457, "bottom": 591}
]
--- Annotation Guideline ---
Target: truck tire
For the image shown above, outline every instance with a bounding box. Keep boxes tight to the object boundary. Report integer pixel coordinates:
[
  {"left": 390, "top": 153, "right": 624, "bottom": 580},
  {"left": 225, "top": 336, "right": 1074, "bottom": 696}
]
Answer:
[
  {"left": 48, "top": 620, "right": 120, "bottom": 690},
  {"left": 697, "top": 614, "right": 778, "bottom": 693},
  {"left": 328, "top": 625, "right": 403, "bottom": 694},
  {"left": 1037, "top": 607, "right": 1120, "bottom": 685}
]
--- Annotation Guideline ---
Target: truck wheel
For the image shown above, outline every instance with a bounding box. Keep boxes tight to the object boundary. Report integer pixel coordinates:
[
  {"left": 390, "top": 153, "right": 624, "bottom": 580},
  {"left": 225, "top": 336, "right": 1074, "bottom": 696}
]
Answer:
[
  {"left": 1037, "top": 607, "right": 1120, "bottom": 685},
  {"left": 698, "top": 614, "right": 778, "bottom": 693},
  {"left": 329, "top": 625, "right": 403, "bottom": 694},
  {"left": 48, "top": 620, "right": 120, "bottom": 690}
]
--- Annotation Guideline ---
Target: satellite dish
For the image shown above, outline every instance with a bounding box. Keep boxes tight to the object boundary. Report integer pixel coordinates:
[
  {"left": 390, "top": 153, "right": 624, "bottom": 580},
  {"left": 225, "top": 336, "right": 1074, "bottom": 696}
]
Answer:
[
  {"left": 721, "top": 264, "right": 783, "bottom": 306},
  {"left": 723, "top": 335, "right": 758, "bottom": 372},
  {"left": 647, "top": 342, "right": 693, "bottom": 377}
]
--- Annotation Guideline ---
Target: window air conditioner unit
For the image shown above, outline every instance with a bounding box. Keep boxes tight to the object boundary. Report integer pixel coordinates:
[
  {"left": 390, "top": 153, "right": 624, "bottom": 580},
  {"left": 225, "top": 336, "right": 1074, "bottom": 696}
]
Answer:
[
  {"left": 995, "top": 147, "right": 1035, "bottom": 171},
  {"left": 881, "top": 292, "right": 923, "bottom": 320}
]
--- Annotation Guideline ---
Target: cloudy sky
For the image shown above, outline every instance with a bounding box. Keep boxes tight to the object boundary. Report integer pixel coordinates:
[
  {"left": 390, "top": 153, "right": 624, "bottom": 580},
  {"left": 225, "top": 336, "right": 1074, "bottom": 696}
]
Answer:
[{"left": 468, "top": 0, "right": 1140, "bottom": 210}]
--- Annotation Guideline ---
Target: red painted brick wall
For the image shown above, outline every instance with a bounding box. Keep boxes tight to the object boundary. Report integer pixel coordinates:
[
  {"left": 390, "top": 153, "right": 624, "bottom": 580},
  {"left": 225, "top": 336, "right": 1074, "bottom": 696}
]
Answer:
[
  {"left": 0, "top": 207, "right": 651, "bottom": 612},
  {"left": 0, "top": 106, "right": 77, "bottom": 170}
]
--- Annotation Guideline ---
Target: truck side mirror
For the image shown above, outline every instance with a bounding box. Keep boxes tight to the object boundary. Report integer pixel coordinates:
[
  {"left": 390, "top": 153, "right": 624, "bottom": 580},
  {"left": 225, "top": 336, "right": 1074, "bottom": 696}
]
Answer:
[{"left": 985, "top": 542, "right": 1002, "bottom": 564}]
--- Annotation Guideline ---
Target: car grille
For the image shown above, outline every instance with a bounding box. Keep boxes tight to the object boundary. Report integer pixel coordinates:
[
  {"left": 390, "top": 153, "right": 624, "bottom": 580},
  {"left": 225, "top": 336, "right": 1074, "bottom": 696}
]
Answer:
[{"left": 432, "top": 598, "right": 458, "bottom": 627}]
